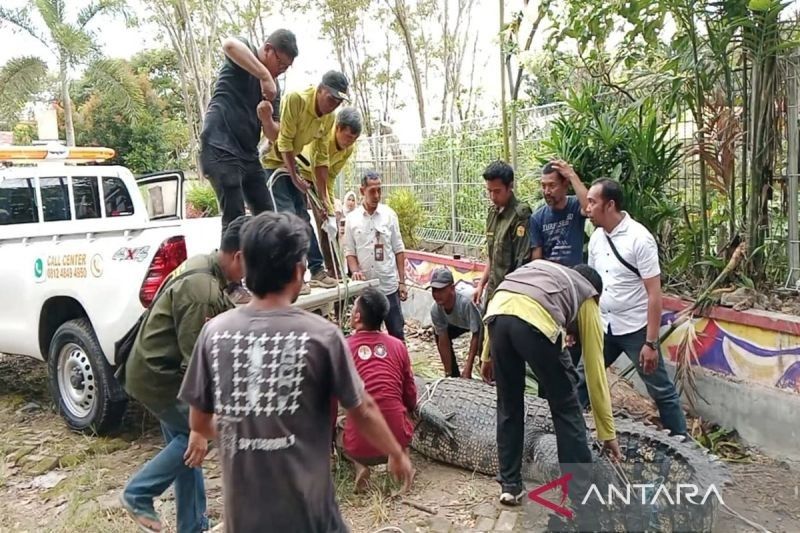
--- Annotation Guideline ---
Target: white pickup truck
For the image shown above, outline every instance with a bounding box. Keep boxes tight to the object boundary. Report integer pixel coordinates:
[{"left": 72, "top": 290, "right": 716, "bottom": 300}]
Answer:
[
  {"left": 0, "top": 146, "right": 223, "bottom": 433},
  {"left": 0, "top": 145, "right": 375, "bottom": 435}
]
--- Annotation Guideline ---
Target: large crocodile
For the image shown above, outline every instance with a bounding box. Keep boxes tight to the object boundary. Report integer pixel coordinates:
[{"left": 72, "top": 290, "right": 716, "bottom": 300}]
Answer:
[{"left": 411, "top": 378, "right": 730, "bottom": 532}]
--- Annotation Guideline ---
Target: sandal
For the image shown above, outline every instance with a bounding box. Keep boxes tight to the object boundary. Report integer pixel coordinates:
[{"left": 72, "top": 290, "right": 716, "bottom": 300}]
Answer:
[{"left": 118, "top": 493, "right": 163, "bottom": 533}]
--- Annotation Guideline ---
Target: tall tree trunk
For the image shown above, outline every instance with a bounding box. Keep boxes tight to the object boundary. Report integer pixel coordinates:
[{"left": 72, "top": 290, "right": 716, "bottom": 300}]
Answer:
[
  {"left": 386, "top": 0, "right": 426, "bottom": 131},
  {"left": 742, "top": 54, "right": 749, "bottom": 223},
  {"left": 747, "top": 7, "right": 780, "bottom": 280},
  {"left": 499, "top": 0, "right": 509, "bottom": 161},
  {"left": 60, "top": 59, "right": 75, "bottom": 146},
  {"left": 440, "top": 0, "right": 450, "bottom": 123},
  {"left": 688, "top": 20, "right": 710, "bottom": 257},
  {"left": 748, "top": 54, "right": 777, "bottom": 279}
]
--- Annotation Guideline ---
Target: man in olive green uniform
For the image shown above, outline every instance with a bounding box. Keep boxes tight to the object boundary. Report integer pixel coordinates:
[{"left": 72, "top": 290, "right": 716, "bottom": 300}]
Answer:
[
  {"left": 473, "top": 160, "right": 533, "bottom": 307},
  {"left": 119, "top": 217, "right": 247, "bottom": 533}
]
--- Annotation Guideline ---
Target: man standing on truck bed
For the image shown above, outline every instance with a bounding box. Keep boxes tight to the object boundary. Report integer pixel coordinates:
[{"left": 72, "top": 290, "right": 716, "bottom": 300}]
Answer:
[
  {"left": 119, "top": 217, "right": 247, "bottom": 533},
  {"left": 296, "top": 107, "right": 363, "bottom": 277},
  {"left": 261, "top": 70, "right": 350, "bottom": 293},
  {"left": 200, "top": 29, "right": 298, "bottom": 243}
]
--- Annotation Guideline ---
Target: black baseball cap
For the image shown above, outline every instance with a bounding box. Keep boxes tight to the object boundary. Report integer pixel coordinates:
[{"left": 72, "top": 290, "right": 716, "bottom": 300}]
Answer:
[
  {"left": 321, "top": 70, "right": 350, "bottom": 102},
  {"left": 430, "top": 268, "right": 455, "bottom": 289}
]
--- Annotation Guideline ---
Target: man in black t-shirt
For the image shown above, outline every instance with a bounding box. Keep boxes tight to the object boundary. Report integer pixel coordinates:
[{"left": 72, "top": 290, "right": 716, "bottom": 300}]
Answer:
[{"left": 201, "top": 29, "right": 298, "bottom": 243}]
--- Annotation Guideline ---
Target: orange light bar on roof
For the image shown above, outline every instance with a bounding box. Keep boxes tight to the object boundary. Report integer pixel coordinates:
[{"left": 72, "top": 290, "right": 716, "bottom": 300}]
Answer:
[{"left": 0, "top": 145, "right": 115, "bottom": 163}]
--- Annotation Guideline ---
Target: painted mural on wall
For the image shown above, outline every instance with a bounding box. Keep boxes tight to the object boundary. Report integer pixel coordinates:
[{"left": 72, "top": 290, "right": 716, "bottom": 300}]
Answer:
[
  {"left": 660, "top": 313, "right": 800, "bottom": 393},
  {"left": 406, "top": 250, "right": 800, "bottom": 394},
  {"left": 405, "top": 253, "right": 482, "bottom": 291}
]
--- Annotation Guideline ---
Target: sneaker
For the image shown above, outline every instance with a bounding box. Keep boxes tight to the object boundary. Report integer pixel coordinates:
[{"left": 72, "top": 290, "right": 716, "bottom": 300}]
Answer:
[
  {"left": 300, "top": 283, "right": 311, "bottom": 295},
  {"left": 309, "top": 270, "right": 338, "bottom": 288},
  {"left": 226, "top": 284, "right": 251, "bottom": 305},
  {"left": 499, "top": 485, "right": 526, "bottom": 506}
]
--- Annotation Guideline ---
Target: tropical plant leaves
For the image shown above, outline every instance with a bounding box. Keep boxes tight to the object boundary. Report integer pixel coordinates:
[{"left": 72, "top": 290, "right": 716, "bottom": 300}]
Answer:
[{"left": 0, "top": 56, "right": 48, "bottom": 126}]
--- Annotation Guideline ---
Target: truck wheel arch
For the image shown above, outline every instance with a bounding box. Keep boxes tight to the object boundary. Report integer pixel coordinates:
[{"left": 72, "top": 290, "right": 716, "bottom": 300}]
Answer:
[{"left": 39, "top": 297, "right": 91, "bottom": 360}]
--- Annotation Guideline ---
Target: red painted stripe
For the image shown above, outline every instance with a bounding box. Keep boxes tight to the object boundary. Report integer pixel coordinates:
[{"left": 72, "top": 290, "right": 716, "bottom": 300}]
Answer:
[
  {"left": 663, "top": 296, "right": 800, "bottom": 336},
  {"left": 405, "top": 250, "right": 486, "bottom": 272}
]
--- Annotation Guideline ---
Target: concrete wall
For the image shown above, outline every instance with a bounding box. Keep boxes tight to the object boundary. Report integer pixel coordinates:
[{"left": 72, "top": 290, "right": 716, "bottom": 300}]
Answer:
[{"left": 402, "top": 250, "right": 800, "bottom": 461}]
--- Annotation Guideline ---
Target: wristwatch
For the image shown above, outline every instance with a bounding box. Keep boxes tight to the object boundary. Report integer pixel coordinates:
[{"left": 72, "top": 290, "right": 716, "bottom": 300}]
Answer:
[{"left": 644, "top": 340, "right": 657, "bottom": 350}]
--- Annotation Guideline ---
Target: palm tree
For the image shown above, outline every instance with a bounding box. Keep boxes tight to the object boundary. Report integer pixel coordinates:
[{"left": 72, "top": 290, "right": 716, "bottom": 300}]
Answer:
[
  {"left": 0, "top": 56, "right": 48, "bottom": 129},
  {"left": 0, "top": 0, "right": 129, "bottom": 146}
]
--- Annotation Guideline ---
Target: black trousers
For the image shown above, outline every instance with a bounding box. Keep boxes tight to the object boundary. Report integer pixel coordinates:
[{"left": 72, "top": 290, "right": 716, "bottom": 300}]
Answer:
[
  {"left": 200, "top": 144, "right": 270, "bottom": 244},
  {"left": 489, "top": 315, "right": 593, "bottom": 498},
  {"left": 385, "top": 290, "right": 405, "bottom": 342},
  {"left": 434, "top": 325, "right": 470, "bottom": 377}
]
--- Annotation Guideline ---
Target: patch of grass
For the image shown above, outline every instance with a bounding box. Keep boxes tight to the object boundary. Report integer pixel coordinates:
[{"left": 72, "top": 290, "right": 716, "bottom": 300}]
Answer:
[
  {"left": 411, "top": 357, "right": 441, "bottom": 380},
  {"left": 334, "top": 457, "right": 404, "bottom": 528},
  {"left": 366, "top": 484, "right": 393, "bottom": 527},
  {"left": 334, "top": 455, "right": 357, "bottom": 505},
  {"left": 56, "top": 505, "right": 132, "bottom": 533}
]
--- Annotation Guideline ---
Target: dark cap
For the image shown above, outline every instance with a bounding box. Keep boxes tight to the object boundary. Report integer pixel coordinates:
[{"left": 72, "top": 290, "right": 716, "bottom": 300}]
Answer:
[
  {"left": 321, "top": 70, "right": 350, "bottom": 102},
  {"left": 430, "top": 268, "right": 454, "bottom": 289}
]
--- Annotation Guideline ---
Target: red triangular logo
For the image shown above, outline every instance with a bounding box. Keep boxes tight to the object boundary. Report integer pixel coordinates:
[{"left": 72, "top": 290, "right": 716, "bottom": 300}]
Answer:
[{"left": 528, "top": 473, "right": 575, "bottom": 519}]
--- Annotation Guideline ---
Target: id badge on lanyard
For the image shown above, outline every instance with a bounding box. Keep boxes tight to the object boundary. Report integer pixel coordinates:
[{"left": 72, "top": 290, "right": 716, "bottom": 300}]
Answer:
[{"left": 374, "top": 230, "right": 385, "bottom": 262}]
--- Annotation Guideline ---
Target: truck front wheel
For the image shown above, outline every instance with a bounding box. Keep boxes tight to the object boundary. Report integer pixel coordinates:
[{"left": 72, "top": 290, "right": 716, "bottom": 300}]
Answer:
[{"left": 48, "top": 319, "right": 128, "bottom": 434}]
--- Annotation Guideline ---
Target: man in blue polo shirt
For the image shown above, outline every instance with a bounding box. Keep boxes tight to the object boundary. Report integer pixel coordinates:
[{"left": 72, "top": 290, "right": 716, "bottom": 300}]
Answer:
[
  {"left": 529, "top": 159, "right": 590, "bottom": 368},
  {"left": 530, "top": 159, "right": 589, "bottom": 266}
]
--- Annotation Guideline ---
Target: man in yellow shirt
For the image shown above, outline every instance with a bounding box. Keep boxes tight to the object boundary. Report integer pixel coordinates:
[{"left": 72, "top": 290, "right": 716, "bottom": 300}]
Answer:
[
  {"left": 296, "top": 107, "right": 362, "bottom": 275},
  {"left": 479, "top": 260, "right": 621, "bottom": 518},
  {"left": 261, "top": 71, "right": 349, "bottom": 290}
]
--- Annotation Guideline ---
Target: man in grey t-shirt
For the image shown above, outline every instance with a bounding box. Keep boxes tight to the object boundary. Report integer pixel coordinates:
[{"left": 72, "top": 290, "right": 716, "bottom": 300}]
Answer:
[
  {"left": 179, "top": 212, "right": 413, "bottom": 532},
  {"left": 429, "top": 268, "right": 483, "bottom": 379}
]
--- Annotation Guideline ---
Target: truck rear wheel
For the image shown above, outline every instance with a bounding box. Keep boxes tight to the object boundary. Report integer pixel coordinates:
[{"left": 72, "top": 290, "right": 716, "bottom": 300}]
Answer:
[{"left": 48, "top": 318, "right": 128, "bottom": 434}]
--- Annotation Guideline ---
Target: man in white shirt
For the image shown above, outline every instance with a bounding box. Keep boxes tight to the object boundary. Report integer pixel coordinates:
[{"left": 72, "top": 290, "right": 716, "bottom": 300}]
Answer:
[
  {"left": 577, "top": 178, "right": 687, "bottom": 436},
  {"left": 344, "top": 170, "right": 407, "bottom": 341}
]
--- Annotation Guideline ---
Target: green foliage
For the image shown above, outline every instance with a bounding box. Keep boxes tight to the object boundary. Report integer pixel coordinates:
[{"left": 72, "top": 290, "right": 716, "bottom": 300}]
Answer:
[
  {"left": 12, "top": 122, "right": 37, "bottom": 145},
  {"left": 0, "top": 56, "right": 48, "bottom": 128},
  {"left": 0, "top": 0, "right": 132, "bottom": 144},
  {"left": 386, "top": 188, "right": 425, "bottom": 248},
  {"left": 185, "top": 181, "right": 220, "bottom": 217},
  {"left": 73, "top": 57, "right": 190, "bottom": 174},
  {"left": 130, "top": 48, "right": 184, "bottom": 118}
]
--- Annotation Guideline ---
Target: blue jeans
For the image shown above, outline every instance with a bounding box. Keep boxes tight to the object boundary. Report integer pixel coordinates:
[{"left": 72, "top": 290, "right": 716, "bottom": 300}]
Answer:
[
  {"left": 576, "top": 326, "right": 687, "bottom": 436},
  {"left": 265, "top": 168, "right": 325, "bottom": 274},
  {"left": 385, "top": 290, "right": 406, "bottom": 341},
  {"left": 123, "top": 402, "right": 208, "bottom": 532}
]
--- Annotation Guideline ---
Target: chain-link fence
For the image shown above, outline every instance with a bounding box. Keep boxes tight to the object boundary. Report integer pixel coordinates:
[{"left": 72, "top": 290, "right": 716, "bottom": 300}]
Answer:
[{"left": 337, "top": 104, "right": 564, "bottom": 248}]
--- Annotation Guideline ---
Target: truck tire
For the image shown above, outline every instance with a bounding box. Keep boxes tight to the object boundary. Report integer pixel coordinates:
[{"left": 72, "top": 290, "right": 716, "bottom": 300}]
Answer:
[{"left": 48, "top": 318, "right": 128, "bottom": 434}]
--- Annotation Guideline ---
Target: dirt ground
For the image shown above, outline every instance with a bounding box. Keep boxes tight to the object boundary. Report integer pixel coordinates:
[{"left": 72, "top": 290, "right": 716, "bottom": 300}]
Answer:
[{"left": 1, "top": 326, "right": 799, "bottom": 533}]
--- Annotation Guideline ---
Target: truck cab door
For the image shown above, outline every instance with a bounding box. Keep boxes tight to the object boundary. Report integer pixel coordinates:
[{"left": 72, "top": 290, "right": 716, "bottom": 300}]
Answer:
[{"left": 136, "top": 171, "right": 184, "bottom": 220}]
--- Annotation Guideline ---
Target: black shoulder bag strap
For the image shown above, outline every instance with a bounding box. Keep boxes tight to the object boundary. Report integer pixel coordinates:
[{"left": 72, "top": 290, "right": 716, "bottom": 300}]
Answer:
[{"left": 604, "top": 234, "right": 640, "bottom": 277}]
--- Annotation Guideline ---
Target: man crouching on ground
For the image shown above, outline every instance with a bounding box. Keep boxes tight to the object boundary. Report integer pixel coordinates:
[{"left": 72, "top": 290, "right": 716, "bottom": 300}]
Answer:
[
  {"left": 179, "top": 212, "right": 413, "bottom": 532},
  {"left": 119, "top": 216, "right": 248, "bottom": 533},
  {"left": 338, "top": 288, "right": 417, "bottom": 492}
]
